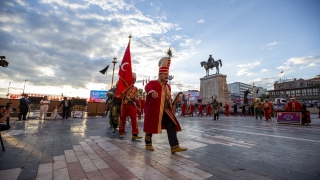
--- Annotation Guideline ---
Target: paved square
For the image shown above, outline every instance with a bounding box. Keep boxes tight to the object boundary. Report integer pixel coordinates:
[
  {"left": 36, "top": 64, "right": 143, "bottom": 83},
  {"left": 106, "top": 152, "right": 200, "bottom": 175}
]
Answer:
[{"left": 0, "top": 114, "right": 319, "bottom": 180}]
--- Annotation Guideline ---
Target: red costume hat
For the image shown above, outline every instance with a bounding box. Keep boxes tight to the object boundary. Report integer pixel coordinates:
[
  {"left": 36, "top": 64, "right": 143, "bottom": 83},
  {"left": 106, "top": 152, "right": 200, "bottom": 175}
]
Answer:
[{"left": 158, "top": 57, "right": 171, "bottom": 74}]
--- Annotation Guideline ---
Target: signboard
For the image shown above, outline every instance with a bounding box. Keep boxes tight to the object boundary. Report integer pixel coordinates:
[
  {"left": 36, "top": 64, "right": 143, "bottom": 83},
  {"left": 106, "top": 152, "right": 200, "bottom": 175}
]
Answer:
[
  {"left": 276, "top": 112, "right": 302, "bottom": 124},
  {"left": 89, "top": 90, "right": 107, "bottom": 102}
]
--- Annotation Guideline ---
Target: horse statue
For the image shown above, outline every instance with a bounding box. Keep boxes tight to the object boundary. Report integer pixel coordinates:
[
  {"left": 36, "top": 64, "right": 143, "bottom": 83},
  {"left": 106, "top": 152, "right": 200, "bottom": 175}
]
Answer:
[{"left": 200, "top": 55, "right": 222, "bottom": 76}]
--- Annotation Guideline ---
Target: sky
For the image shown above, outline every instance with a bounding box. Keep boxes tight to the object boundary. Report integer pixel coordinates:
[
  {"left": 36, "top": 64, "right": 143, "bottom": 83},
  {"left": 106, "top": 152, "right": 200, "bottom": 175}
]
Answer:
[{"left": 0, "top": 0, "right": 319, "bottom": 98}]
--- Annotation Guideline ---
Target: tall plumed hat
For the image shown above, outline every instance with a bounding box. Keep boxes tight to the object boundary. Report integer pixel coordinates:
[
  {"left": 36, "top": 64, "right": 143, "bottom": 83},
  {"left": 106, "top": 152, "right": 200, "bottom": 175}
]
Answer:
[{"left": 158, "top": 48, "right": 172, "bottom": 74}]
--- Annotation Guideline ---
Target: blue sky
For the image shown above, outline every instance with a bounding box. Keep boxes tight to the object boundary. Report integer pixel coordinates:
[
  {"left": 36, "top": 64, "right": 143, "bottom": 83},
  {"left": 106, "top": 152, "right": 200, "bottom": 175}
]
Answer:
[{"left": 0, "top": 0, "right": 319, "bottom": 98}]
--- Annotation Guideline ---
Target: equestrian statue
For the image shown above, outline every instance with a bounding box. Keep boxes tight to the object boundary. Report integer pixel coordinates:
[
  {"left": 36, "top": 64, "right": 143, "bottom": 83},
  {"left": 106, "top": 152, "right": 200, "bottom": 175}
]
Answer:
[{"left": 200, "top": 55, "right": 222, "bottom": 76}]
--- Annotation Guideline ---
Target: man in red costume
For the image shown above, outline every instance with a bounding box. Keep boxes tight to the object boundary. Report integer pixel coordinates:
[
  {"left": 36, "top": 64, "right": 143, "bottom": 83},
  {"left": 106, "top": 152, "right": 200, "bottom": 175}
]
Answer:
[
  {"left": 198, "top": 102, "right": 204, "bottom": 116},
  {"left": 118, "top": 73, "right": 142, "bottom": 140},
  {"left": 180, "top": 101, "right": 186, "bottom": 117},
  {"left": 135, "top": 95, "right": 145, "bottom": 120},
  {"left": 189, "top": 102, "right": 195, "bottom": 117},
  {"left": 206, "top": 102, "right": 212, "bottom": 116},
  {"left": 262, "top": 99, "right": 273, "bottom": 121},
  {"left": 143, "top": 54, "right": 187, "bottom": 153},
  {"left": 224, "top": 102, "right": 229, "bottom": 116},
  {"left": 284, "top": 96, "right": 302, "bottom": 111}
]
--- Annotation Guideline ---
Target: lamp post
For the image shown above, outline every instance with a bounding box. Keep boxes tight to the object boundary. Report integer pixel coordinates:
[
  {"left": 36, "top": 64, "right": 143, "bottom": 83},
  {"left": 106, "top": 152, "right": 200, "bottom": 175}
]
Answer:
[
  {"left": 111, "top": 57, "right": 117, "bottom": 88},
  {"left": 168, "top": 75, "right": 174, "bottom": 85},
  {"left": 6, "top": 82, "right": 11, "bottom": 98},
  {"left": 23, "top": 79, "right": 28, "bottom": 95}
]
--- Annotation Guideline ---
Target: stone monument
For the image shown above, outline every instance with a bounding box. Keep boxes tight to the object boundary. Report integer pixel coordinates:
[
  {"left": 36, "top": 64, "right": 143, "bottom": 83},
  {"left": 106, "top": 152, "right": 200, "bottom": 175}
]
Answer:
[{"left": 199, "top": 74, "right": 232, "bottom": 104}]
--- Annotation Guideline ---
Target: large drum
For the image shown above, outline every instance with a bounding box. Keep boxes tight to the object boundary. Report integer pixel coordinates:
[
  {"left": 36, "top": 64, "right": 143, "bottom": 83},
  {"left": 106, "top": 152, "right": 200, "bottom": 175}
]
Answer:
[{"left": 275, "top": 110, "right": 311, "bottom": 125}]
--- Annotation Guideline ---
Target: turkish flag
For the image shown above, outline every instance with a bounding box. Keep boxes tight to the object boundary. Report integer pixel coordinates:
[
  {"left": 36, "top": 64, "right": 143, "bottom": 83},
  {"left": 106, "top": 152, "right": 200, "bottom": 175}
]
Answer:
[{"left": 115, "top": 38, "right": 133, "bottom": 97}]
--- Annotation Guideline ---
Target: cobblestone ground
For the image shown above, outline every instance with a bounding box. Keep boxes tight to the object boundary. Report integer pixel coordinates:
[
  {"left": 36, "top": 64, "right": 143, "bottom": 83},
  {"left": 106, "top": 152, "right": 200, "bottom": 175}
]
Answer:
[{"left": 0, "top": 114, "right": 319, "bottom": 180}]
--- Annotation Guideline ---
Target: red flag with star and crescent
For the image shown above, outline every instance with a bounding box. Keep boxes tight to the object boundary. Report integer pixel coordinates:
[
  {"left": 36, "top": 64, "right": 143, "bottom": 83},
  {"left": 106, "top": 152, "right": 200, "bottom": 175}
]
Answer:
[{"left": 115, "top": 37, "right": 133, "bottom": 97}]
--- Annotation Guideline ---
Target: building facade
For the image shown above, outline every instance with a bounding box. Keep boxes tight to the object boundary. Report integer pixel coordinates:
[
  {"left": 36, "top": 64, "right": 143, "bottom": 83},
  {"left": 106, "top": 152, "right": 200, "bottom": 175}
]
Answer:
[
  {"left": 227, "top": 82, "right": 253, "bottom": 104},
  {"left": 268, "top": 75, "right": 320, "bottom": 101}
]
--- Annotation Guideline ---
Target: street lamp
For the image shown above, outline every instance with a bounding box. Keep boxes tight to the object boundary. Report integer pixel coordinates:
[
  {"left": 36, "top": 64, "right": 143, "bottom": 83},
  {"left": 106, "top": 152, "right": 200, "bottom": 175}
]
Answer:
[
  {"left": 99, "top": 57, "right": 117, "bottom": 89},
  {"left": 168, "top": 75, "right": 174, "bottom": 85},
  {"left": 111, "top": 57, "right": 117, "bottom": 88},
  {"left": 23, "top": 79, "right": 28, "bottom": 95},
  {"left": 6, "top": 82, "right": 11, "bottom": 98}
]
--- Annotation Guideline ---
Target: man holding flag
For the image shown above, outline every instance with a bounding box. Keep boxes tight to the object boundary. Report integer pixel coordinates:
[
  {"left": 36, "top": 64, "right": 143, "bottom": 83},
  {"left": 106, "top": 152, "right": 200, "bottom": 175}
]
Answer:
[{"left": 115, "top": 36, "right": 142, "bottom": 140}]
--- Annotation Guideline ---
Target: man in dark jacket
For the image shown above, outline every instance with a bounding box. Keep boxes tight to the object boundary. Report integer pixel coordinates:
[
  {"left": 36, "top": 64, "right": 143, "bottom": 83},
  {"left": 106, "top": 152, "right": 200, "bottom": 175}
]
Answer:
[
  {"left": 59, "top": 97, "right": 72, "bottom": 119},
  {"left": 18, "top": 94, "right": 29, "bottom": 120}
]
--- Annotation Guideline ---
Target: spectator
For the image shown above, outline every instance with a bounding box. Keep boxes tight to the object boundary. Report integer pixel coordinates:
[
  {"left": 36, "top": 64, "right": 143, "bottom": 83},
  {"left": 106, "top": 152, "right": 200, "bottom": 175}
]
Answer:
[
  {"left": 0, "top": 105, "right": 11, "bottom": 130},
  {"left": 40, "top": 96, "right": 50, "bottom": 120},
  {"left": 18, "top": 94, "right": 29, "bottom": 121},
  {"left": 59, "top": 97, "right": 72, "bottom": 119}
]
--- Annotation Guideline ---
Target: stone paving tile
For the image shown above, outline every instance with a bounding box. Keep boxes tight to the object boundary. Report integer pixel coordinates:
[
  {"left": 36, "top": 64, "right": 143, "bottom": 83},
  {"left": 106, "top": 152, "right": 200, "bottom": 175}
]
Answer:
[{"left": 1, "top": 115, "right": 320, "bottom": 180}]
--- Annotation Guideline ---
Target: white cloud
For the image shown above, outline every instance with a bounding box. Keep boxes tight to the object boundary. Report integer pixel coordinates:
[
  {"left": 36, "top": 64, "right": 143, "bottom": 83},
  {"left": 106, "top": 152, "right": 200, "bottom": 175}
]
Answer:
[
  {"left": 276, "top": 65, "right": 291, "bottom": 70},
  {"left": 267, "top": 41, "right": 278, "bottom": 46},
  {"left": 287, "top": 56, "right": 320, "bottom": 65},
  {"left": 197, "top": 19, "right": 205, "bottom": 23},
  {"left": 237, "top": 61, "right": 260, "bottom": 68}
]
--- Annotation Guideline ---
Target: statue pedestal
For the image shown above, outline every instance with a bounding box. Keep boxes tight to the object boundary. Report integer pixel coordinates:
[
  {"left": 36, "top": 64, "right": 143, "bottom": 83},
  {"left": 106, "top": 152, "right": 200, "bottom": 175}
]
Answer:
[{"left": 200, "top": 74, "right": 232, "bottom": 104}]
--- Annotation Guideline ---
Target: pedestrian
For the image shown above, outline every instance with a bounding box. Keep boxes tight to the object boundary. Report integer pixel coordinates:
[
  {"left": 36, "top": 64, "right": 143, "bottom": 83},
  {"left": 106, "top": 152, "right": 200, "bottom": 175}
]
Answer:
[
  {"left": 224, "top": 102, "right": 229, "bottom": 116},
  {"left": 254, "top": 98, "right": 262, "bottom": 120},
  {"left": 232, "top": 103, "right": 238, "bottom": 117},
  {"left": 249, "top": 102, "right": 254, "bottom": 117},
  {"left": 143, "top": 53, "right": 187, "bottom": 153},
  {"left": 262, "top": 99, "right": 273, "bottom": 121},
  {"left": 317, "top": 102, "right": 320, "bottom": 118},
  {"left": 117, "top": 72, "right": 142, "bottom": 140},
  {"left": 136, "top": 95, "right": 145, "bottom": 120},
  {"left": 284, "top": 96, "right": 302, "bottom": 111},
  {"left": 18, "top": 94, "right": 29, "bottom": 121},
  {"left": 189, "top": 102, "right": 195, "bottom": 117},
  {"left": 59, "top": 97, "right": 72, "bottom": 119},
  {"left": 50, "top": 106, "right": 58, "bottom": 120},
  {"left": 206, "top": 102, "right": 212, "bottom": 116},
  {"left": 39, "top": 96, "right": 50, "bottom": 120},
  {"left": 180, "top": 101, "right": 186, "bottom": 117},
  {"left": 212, "top": 98, "right": 220, "bottom": 120},
  {"left": 0, "top": 104, "right": 11, "bottom": 130},
  {"left": 302, "top": 102, "right": 307, "bottom": 111},
  {"left": 241, "top": 104, "right": 246, "bottom": 117},
  {"left": 198, "top": 102, "right": 204, "bottom": 116}
]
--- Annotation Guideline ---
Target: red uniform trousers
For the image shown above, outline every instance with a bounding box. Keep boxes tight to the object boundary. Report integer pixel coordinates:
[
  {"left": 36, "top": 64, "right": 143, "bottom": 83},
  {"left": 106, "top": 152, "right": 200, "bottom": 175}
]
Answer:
[
  {"left": 198, "top": 109, "right": 203, "bottom": 116},
  {"left": 137, "top": 109, "right": 143, "bottom": 119},
  {"left": 119, "top": 104, "right": 139, "bottom": 135},
  {"left": 264, "top": 109, "right": 271, "bottom": 121}
]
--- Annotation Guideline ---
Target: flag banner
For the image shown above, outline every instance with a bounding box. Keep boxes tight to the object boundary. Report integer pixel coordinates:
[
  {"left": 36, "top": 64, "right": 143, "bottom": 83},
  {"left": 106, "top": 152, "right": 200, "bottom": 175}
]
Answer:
[
  {"left": 115, "top": 38, "right": 133, "bottom": 97},
  {"left": 280, "top": 71, "right": 284, "bottom": 73}
]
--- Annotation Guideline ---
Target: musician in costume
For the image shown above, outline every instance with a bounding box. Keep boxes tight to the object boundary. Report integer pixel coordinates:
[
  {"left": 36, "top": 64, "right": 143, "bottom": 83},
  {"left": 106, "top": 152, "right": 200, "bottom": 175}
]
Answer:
[
  {"left": 224, "top": 102, "right": 229, "bottom": 116},
  {"left": 180, "top": 101, "right": 186, "bottom": 117},
  {"left": 136, "top": 95, "right": 145, "bottom": 120},
  {"left": 254, "top": 98, "right": 262, "bottom": 120},
  {"left": 284, "top": 96, "right": 302, "bottom": 111},
  {"left": 206, "top": 102, "right": 212, "bottom": 116},
  {"left": 232, "top": 103, "right": 238, "bottom": 117},
  {"left": 143, "top": 51, "right": 187, "bottom": 153},
  {"left": 105, "top": 84, "right": 121, "bottom": 133},
  {"left": 211, "top": 98, "right": 220, "bottom": 120},
  {"left": 118, "top": 73, "right": 142, "bottom": 140},
  {"left": 189, "top": 102, "right": 195, "bottom": 117},
  {"left": 241, "top": 104, "right": 246, "bottom": 117},
  {"left": 262, "top": 99, "right": 273, "bottom": 121},
  {"left": 198, "top": 102, "right": 204, "bottom": 116}
]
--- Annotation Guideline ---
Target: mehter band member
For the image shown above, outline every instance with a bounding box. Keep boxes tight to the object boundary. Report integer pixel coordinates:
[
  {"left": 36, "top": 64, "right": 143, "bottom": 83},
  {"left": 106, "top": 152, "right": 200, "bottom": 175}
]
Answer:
[{"left": 143, "top": 50, "right": 187, "bottom": 153}]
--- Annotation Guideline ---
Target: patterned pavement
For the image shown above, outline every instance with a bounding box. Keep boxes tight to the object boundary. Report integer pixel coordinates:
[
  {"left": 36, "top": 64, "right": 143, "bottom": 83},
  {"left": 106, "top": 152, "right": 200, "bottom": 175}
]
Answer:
[{"left": 0, "top": 113, "right": 319, "bottom": 180}]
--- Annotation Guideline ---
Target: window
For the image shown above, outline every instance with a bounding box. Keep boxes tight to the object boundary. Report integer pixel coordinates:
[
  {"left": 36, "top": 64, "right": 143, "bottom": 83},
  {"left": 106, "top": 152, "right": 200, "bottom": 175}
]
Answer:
[
  {"left": 301, "top": 89, "right": 306, "bottom": 96},
  {"left": 295, "top": 90, "right": 300, "bottom": 96},
  {"left": 313, "top": 88, "right": 319, "bottom": 96},
  {"left": 300, "top": 82, "right": 303, "bottom": 87},
  {"left": 286, "top": 91, "right": 290, "bottom": 96},
  {"left": 291, "top": 90, "right": 295, "bottom": 96},
  {"left": 289, "top": 84, "right": 291, "bottom": 87},
  {"left": 307, "top": 89, "right": 312, "bottom": 95}
]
